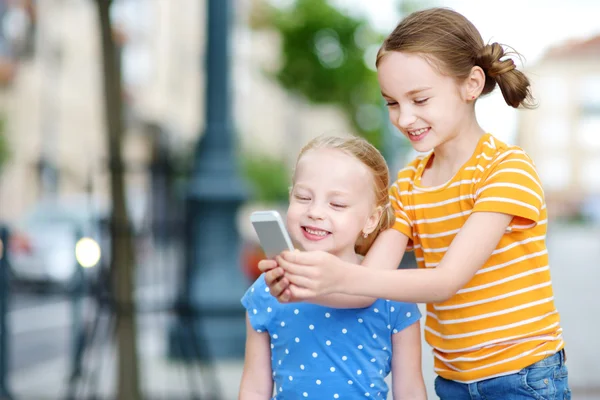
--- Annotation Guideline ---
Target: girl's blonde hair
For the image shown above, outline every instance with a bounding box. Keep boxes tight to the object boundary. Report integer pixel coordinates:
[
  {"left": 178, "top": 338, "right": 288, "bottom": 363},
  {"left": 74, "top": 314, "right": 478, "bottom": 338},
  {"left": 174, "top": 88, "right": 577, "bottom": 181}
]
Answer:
[
  {"left": 376, "top": 8, "right": 534, "bottom": 109},
  {"left": 294, "top": 135, "right": 394, "bottom": 256}
]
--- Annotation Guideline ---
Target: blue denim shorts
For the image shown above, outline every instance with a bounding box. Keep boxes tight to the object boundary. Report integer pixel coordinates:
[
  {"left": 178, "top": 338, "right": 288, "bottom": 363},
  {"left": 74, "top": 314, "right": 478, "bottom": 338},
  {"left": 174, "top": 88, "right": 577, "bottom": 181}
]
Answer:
[{"left": 434, "top": 350, "right": 571, "bottom": 400}]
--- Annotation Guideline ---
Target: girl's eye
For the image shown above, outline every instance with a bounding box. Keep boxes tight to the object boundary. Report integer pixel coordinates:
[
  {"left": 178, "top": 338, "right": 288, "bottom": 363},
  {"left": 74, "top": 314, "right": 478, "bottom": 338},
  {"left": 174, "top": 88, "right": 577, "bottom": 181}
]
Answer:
[
  {"left": 331, "top": 203, "right": 347, "bottom": 209},
  {"left": 385, "top": 100, "right": 398, "bottom": 107},
  {"left": 414, "top": 98, "right": 429, "bottom": 105}
]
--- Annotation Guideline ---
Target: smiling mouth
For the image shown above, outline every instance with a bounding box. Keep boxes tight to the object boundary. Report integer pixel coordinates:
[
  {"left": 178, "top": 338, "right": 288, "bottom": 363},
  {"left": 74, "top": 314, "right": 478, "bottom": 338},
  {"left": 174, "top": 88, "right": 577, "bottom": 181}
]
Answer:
[
  {"left": 408, "top": 127, "right": 429, "bottom": 136},
  {"left": 303, "top": 227, "right": 330, "bottom": 236},
  {"left": 302, "top": 226, "right": 331, "bottom": 241},
  {"left": 406, "top": 127, "right": 430, "bottom": 141}
]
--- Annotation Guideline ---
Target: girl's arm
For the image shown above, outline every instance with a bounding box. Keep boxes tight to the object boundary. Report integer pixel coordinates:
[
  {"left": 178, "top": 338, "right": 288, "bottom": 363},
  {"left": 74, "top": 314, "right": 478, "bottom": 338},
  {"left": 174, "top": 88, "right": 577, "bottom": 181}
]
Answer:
[
  {"left": 238, "top": 315, "right": 273, "bottom": 400},
  {"left": 279, "top": 211, "right": 512, "bottom": 303},
  {"left": 391, "top": 321, "right": 427, "bottom": 400},
  {"left": 261, "top": 229, "right": 409, "bottom": 307},
  {"left": 308, "top": 229, "right": 409, "bottom": 307}
]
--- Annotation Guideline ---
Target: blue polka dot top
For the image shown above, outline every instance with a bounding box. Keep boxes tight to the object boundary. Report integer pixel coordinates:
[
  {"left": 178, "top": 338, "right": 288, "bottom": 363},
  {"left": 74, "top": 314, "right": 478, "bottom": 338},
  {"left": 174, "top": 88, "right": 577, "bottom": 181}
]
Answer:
[{"left": 242, "top": 274, "right": 421, "bottom": 399}]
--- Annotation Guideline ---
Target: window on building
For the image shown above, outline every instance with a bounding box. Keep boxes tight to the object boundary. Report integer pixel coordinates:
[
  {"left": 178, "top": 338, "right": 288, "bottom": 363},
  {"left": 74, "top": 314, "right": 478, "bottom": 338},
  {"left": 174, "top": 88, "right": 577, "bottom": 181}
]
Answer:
[
  {"left": 581, "top": 157, "right": 600, "bottom": 192},
  {"left": 112, "top": 0, "right": 153, "bottom": 89},
  {"left": 537, "top": 115, "right": 569, "bottom": 147},
  {"left": 580, "top": 75, "right": 600, "bottom": 111},
  {"left": 536, "top": 156, "right": 572, "bottom": 191},
  {"left": 538, "top": 75, "right": 569, "bottom": 109},
  {"left": 578, "top": 115, "right": 600, "bottom": 149}
]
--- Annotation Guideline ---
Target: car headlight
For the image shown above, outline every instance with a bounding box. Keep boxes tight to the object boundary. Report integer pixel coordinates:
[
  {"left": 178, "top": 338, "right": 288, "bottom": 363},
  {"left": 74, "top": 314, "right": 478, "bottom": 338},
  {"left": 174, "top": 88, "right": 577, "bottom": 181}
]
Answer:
[{"left": 75, "top": 237, "right": 101, "bottom": 268}]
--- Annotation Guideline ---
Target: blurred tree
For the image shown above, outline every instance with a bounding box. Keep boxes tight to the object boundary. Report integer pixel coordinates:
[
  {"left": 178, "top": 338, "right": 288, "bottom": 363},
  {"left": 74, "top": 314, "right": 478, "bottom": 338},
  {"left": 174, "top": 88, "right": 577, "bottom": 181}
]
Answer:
[
  {"left": 95, "top": 1, "right": 140, "bottom": 399},
  {"left": 242, "top": 152, "right": 290, "bottom": 203},
  {"left": 251, "top": 0, "right": 386, "bottom": 149},
  {"left": 0, "top": 118, "right": 8, "bottom": 173}
]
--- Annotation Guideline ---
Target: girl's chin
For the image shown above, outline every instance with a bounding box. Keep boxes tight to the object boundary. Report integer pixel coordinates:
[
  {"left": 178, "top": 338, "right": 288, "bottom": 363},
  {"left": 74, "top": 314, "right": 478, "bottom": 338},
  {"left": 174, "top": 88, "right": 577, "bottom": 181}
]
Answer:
[
  {"left": 298, "top": 241, "right": 330, "bottom": 251},
  {"left": 410, "top": 140, "right": 435, "bottom": 153},
  {"left": 405, "top": 131, "right": 438, "bottom": 152},
  {"left": 293, "top": 238, "right": 332, "bottom": 253}
]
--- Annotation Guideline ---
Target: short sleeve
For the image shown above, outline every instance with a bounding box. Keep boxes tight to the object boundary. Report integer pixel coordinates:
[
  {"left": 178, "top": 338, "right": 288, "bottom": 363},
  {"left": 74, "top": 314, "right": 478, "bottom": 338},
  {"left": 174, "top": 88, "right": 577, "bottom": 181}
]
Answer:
[
  {"left": 389, "top": 182, "right": 414, "bottom": 248},
  {"left": 473, "top": 150, "right": 545, "bottom": 230},
  {"left": 390, "top": 302, "right": 421, "bottom": 334},
  {"left": 241, "top": 274, "right": 277, "bottom": 332}
]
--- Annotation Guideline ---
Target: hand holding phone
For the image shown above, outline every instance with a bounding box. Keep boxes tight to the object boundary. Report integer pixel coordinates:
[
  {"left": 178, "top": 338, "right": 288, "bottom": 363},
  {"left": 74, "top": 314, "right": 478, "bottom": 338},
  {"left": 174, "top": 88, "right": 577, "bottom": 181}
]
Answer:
[{"left": 250, "top": 210, "right": 294, "bottom": 259}]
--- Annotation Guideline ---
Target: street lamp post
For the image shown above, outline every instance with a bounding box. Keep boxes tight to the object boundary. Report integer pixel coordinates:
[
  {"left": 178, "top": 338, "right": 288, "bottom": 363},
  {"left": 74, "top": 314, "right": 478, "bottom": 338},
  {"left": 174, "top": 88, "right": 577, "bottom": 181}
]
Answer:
[
  {"left": 169, "top": 0, "right": 248, "bottom": 360},
  {"left": 0, "top": 226, "right": 12, "bottom": 399}
]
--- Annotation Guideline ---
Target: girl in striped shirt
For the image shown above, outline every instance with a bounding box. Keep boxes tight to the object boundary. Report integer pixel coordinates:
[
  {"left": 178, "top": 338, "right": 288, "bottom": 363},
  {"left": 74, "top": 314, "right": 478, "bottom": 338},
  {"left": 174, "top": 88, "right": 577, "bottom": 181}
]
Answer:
[{"left": 259, "top": 7, "right": 571, "bottom": 400}]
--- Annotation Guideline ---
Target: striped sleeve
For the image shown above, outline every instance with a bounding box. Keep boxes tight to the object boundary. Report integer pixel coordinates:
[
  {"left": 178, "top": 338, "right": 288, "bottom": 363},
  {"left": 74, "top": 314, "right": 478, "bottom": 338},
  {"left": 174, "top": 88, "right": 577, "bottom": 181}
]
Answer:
[
  {"left": 389, "top": 177, "right": 413, "bottom": 244},
  {"left": 473, "top": 150, "right": 544, "bottom": 229}
]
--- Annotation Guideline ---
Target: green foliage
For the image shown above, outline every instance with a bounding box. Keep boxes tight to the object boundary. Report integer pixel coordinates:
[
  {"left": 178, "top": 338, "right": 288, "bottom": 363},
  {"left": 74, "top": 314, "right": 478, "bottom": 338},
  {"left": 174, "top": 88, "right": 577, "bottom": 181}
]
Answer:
[
  {"left": 242, "top": 152, "right": 291, "bottom": 203},
  {"left": 257, "top": 0, "right": 386, "bottom": 149}
]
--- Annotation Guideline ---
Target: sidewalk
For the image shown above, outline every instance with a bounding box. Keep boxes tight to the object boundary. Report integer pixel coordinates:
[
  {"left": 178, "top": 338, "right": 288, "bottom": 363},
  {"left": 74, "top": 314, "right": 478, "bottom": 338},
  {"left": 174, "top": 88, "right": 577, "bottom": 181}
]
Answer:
[
  {"left": 9, "top": 323, "right": 245, "bottom": 399},
  {"left": 8, "top": 324, "right": 437, "bottom": 399},
  {"left": 10, "top": 353, "right": 247, "bottom": 399},
  {"left": 9, "top": 297, "right": 600, "bottom": 399},
  {"left": 9, "top": 332, "right": 600, "bottom": 399},
  {"left": 10, "top": 351, "right": 600, "bottom": 400},
  {"left": 9, "top": 225, "right": 600, "bottom": 399}
]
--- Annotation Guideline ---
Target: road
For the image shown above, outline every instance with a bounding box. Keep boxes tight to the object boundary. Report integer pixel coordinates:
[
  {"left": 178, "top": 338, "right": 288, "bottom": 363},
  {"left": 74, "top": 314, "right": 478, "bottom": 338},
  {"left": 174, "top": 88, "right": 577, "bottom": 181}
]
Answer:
[
  {"left": 9, "top": 291, "right": 73, "bottom": 372},
  {"left": 7, "top": 240, "right": 182, "bottom": 375}
]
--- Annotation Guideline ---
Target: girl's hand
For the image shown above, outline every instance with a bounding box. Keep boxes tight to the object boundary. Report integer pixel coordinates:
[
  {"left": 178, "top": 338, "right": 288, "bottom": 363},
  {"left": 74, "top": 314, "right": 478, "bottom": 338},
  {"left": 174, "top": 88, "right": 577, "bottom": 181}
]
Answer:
[
  {"left": 257, "top": 259, "right": 292, "bottom": 303},
  {"left": 276, "top": 250, "right": 346, "bottom": 299}
]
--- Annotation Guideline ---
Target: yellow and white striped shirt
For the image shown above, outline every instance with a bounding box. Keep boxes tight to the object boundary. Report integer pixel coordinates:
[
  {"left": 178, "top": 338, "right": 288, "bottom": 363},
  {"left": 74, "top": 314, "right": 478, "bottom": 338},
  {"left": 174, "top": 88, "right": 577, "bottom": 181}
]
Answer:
[{"left": 390, "top": 133, "right": 564, "bottom": 383}]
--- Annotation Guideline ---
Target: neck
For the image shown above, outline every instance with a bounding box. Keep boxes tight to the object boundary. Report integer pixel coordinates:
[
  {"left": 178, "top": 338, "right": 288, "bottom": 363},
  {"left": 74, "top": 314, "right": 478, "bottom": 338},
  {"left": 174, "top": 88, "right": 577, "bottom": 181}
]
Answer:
[
  {"left": 333, "top": 247, "right": 361, "bottom": 264},
  {"left": 432, "top": 119, "right": 485, "bottom": 172}
]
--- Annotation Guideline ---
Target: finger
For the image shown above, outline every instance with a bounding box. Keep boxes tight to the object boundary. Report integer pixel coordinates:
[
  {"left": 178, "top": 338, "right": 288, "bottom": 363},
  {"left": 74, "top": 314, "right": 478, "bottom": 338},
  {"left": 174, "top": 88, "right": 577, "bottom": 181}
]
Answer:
[
  {"left": 284, "top": 272, "right": 317, "bottom": 291},
  {"left": 289, "top": 283, "right": 317, "bottom": 300},
  {"left": 264, "top": 267, "right": 285, "bottom": 286},
  {"left": 284, "top": 286, "right": 301, "bottom": 302},
  {"left": 258, "top": 259, "right": 278, "bottom": 272},
  {"left": 269, "top": 276, "right": 290, "bottom": 297},
  {"left": 281, "top": 250, "right": 322, "bottom": 265},
  {"left": 277, "top": 256, "right": 313, "bottom": 277},
  {"left": 277, "top": 288, "right": 292, "bottom": 303}
]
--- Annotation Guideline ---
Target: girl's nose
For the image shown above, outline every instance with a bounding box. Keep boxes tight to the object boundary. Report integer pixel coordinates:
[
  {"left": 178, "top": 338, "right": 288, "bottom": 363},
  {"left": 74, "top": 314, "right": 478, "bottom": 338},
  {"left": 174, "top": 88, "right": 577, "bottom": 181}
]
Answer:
[
  {"left": 307, "top": 204, "right": 325, "bottom": 220},
  {"left": 397, "top": 108, "right": 417, "bottom": 129}
]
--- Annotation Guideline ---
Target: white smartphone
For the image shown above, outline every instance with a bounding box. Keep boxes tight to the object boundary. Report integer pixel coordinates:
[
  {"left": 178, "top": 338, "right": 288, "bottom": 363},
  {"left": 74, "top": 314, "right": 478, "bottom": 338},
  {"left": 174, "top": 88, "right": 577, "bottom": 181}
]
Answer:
[{"left": 250, "top": 210, "right": 295, "bottom": 259}]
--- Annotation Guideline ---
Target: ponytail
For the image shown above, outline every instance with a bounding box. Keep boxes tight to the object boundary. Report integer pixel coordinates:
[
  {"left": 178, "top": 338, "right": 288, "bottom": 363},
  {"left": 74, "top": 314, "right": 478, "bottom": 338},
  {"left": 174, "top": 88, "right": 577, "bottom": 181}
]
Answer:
[{"left": 476, "top": 43, "right": 535, "bottom": 109}]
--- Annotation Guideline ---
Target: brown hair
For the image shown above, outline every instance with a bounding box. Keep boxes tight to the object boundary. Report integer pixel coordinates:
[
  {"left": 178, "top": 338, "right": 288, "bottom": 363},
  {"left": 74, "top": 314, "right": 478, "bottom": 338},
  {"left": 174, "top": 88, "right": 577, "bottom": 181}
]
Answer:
[
  {"left": 376, "top": 8, "right": 534, "bottom": 108},
  {"left": 294, "top": 135, "right": 394, "bottom": 256}
]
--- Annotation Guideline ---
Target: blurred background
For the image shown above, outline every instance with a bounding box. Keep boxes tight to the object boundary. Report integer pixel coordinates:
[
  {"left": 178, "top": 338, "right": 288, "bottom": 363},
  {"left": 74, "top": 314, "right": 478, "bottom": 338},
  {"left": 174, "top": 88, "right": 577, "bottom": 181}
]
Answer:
[{"left": 0, "top": 0, "right": 597, "bottom": 398}]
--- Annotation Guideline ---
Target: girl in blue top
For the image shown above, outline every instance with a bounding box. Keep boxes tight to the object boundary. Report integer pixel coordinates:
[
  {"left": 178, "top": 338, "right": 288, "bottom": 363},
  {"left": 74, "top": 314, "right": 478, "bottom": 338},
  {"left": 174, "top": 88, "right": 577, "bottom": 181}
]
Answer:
[{"left": 239, "top": 136, "right": 425, "bottom": 399}]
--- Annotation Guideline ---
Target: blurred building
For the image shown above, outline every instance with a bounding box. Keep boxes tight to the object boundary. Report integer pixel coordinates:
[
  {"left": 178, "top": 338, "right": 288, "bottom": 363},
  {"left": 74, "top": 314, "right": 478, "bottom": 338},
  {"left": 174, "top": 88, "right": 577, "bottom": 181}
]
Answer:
[
  {"left": 518, "top": 35, "right": 600, "bottom": 219},
  {"left": 0, "top": 0, "right": 349, "bottom": 223},
  {"left": 0, "top": 0, "right": 208, "bottom": 223}
]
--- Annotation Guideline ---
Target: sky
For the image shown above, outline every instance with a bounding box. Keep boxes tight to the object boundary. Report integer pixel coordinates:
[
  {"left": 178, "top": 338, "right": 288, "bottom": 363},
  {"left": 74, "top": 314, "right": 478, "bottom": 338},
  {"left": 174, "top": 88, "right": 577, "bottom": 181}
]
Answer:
[
  {"left": 331, "top": 0, "right": 600, "bottom": 145},
  {"left": 344, "top": 0, "right": 600, "bottom": 63}
]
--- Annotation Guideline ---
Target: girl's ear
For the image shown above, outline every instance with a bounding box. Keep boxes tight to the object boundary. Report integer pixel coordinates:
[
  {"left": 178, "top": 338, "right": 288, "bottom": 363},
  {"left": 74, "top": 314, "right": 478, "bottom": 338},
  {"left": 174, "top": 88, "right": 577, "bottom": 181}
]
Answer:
[
  {"left": 363, "top": 206, "right": 384, "bottom": 235},
  {"left": 463, "top": 65, "right": 486, "bottom": 101}
]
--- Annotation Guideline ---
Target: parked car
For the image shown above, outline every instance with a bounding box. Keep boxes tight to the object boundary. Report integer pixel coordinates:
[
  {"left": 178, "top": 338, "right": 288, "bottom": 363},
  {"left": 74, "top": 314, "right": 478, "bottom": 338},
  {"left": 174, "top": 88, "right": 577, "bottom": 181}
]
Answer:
[
  {"left": 8, "top": 196, "right": 104, "bottom": 289},
  {"left": 8, "top": 191, "right": 151, "bottom": 290}
]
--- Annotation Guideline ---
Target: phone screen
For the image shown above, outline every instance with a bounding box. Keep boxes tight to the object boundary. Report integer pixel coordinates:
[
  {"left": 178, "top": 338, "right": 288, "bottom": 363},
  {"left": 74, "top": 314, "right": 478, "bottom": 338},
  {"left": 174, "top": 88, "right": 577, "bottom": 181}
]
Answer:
[{"left": 252, "top": 220, "right": 294, "bottom": 259}]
